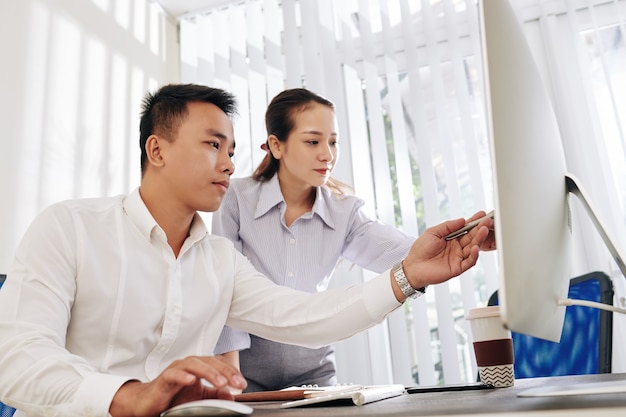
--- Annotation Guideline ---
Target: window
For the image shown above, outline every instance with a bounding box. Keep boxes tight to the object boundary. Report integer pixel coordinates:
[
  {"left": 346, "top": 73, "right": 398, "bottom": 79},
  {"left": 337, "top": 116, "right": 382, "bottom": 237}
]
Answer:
[{"left": 179, "top": 0, "right": 626, "bottom": 385}]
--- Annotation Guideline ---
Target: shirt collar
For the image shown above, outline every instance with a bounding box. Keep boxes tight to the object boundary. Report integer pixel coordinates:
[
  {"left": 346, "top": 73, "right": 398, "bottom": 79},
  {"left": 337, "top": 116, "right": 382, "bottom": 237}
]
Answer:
[
  {"left": 254, "top": 176, "right": 336, "bottom": 230},
  {"left": 123, "top": 188, "right": 208, "bottom": 243},
  {"left": 254, "top": 175, "right": 284, "bottom": 219},
  {"left": 313, "top": 186, "right": 336, "bottom": 230}
]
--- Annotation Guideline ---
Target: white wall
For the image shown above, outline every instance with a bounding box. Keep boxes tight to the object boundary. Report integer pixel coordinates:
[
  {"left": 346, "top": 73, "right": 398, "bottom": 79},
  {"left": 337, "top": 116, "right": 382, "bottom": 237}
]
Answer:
[{"left": 0, "top": 0, "right": 180, "bottom": 272}]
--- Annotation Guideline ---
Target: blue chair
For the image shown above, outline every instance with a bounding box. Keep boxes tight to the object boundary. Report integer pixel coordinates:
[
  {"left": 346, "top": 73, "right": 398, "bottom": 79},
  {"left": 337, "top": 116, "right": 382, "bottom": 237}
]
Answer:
[
  {"left": 0, "top": 404, "right": 14, "bottom": 417},
  {"left": 487, "top": 271, "right": 614, "bottom": 378},
  {"left": 0, "top": 274, "right": 16, "bottom": 417}
]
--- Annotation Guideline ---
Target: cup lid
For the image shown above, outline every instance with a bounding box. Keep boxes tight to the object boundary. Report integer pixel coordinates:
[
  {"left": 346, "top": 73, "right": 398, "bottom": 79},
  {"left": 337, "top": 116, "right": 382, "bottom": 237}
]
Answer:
[{"left": 466, "top": 305, "right": 501, "bottom": 320}]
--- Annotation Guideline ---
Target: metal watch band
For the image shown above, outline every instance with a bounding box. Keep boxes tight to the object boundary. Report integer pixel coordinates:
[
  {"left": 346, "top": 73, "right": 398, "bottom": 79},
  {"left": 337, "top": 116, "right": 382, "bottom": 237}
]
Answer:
[{"left": 392, "top": 261, "right": 426, "bottom": 300}]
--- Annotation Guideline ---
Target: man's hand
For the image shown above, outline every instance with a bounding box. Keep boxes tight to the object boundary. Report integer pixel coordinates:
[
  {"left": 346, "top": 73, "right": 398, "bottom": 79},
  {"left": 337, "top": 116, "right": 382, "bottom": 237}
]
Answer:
[
  {"left": 109, "top": 355, "right": 247, "bottom": 417},
  {"left": 392, "top": 211, "right": 494, "bottom": 301}
]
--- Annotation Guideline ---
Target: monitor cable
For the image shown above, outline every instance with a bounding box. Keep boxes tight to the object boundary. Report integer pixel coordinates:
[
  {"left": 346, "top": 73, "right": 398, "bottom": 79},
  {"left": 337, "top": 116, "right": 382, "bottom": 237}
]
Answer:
[{"left": 558, "top": 298, "right": 626, "bottom": 315}]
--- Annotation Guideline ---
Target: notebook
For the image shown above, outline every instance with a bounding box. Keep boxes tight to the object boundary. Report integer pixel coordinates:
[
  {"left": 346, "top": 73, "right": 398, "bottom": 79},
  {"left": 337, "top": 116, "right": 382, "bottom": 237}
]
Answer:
[
  {"left": 279, "top": 384, "right": 406, "bottom": 408},
  {"left": 234, "top": 384, "right": 365, "bottom": 402},
  {"left": 234, "top": 384, "right": 406, "bottom": 407}
]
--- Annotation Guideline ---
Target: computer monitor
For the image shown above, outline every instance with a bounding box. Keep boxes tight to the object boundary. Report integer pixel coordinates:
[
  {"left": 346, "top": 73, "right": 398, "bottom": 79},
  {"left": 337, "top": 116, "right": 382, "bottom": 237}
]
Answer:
[{"left": 479, "top": 0, "right": 626, "bottom": 343}]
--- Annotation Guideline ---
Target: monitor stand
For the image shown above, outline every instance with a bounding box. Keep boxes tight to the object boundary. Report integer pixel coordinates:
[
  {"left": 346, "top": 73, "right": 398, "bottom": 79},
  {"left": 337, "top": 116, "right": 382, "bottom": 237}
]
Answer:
[
  {"left": 518, "top": 379, "right": 626, "bottom": 397},
  {"left": 518, "top": 173, "right": 626, "bottom": 398},
  {"left": 565, "top": 173, "right": 626, "bottom": 280}
]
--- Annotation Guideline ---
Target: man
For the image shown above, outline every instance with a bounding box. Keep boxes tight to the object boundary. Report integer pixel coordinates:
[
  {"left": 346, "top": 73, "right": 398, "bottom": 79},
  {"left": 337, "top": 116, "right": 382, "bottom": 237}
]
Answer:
[{"left": 0, "top": 84, "right": 494, "bottom": 417}]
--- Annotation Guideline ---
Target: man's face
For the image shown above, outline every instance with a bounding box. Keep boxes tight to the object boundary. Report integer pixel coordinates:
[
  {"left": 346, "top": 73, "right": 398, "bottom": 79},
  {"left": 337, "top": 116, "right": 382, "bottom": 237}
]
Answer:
[{"left": 160, "top": 101, "right": 235, "bottom": 213}]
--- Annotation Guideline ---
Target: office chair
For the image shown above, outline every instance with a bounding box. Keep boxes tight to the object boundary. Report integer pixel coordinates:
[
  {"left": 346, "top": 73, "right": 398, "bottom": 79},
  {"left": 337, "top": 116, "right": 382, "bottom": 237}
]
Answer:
[
  {"left": 0, "top": 403, "right": 13, "bottom": 417},
  {"left": 0, "top": 274, "right": 15, "bottom": 417},
  {"left": 487, "top": 271, "right": 614, "bottom": 379}
]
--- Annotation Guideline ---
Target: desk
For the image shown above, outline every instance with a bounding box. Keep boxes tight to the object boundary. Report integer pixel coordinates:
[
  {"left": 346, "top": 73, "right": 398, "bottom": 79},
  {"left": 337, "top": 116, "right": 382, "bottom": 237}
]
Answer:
[{"left": 246, "top": 373, "right": 626, "bottom": 416}]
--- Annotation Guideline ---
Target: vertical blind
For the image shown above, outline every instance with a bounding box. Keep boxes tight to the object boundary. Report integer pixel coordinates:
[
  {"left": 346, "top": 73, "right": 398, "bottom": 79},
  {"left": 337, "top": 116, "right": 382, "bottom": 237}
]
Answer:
[
  {"left": 0, "top": 0, "right": 179, "bottom": 271},
  {"left": 179, "top": 0, "right": 626, "bottom": 385}
]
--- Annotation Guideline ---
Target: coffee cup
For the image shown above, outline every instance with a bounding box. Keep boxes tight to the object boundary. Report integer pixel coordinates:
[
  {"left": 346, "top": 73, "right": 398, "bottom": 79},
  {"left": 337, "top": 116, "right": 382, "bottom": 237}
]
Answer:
[{"left": 466, "top": 305, "right": 514, "bottom": 387}]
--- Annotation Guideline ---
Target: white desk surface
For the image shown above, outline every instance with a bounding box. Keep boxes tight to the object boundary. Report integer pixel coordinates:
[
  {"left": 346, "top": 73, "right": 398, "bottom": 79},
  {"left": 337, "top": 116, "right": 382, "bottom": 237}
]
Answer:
[{"left": 244, "top": 373, "right": 626, "bottom": 416}]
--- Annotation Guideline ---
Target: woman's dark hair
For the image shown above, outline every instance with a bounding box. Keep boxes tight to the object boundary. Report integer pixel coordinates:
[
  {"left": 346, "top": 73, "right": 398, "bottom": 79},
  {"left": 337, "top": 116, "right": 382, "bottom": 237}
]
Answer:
[
  {"left": 139, "top": 83, "right": 238, "bottom": 175},
  {"left": 253, "top": 88, "right": 350, "bottom": 195}
]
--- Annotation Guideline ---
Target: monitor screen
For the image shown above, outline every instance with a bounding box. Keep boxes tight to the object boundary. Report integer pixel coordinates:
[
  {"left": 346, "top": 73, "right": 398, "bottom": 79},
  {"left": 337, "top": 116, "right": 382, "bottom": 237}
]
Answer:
[{"left": 479, "top": 0, "right": 572, "bottom": 342}]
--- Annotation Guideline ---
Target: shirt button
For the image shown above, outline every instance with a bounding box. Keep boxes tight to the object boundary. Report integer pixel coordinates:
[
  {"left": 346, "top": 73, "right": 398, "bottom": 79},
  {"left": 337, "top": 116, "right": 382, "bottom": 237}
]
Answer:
[
  {"left": 159, "top": 346, "right": 166, "bottom": 353},
  {"left": 289, "top": 238, "right": 296, "bottom": 244},
  {"left": 287, "top": 272, "right": 294, "bottom": 277}
]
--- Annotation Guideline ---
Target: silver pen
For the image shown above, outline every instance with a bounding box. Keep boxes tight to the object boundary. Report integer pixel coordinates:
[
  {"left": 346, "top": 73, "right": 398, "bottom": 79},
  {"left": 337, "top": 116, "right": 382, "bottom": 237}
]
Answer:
[{"left": 445, "top": 211, "right": 494, "bottom": 240}]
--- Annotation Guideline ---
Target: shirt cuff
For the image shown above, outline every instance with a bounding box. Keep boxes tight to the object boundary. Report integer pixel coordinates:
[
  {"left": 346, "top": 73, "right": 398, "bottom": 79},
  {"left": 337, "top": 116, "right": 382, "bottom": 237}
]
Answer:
[
  {"left": 363, "top": 269, "right": 403, "bottom": 319},
  {"left": 73, "top": 373, "right": 134, "bottom": 417}
]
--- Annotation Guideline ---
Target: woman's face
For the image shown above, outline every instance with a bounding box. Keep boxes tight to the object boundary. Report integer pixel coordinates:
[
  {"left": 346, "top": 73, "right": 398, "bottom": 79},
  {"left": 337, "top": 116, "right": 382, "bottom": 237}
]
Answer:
[{"left": 270, "top": 103, "right": 339, "bottom": 189}]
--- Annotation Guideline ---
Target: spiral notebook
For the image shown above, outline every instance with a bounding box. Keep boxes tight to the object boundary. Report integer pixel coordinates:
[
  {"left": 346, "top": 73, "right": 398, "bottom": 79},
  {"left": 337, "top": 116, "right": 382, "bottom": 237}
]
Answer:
[
  {"left": 278, "top": 384, "right": 406, "bottom": 408},
  {"left": 234, "top": 384, "right": 365, "bottom": 402}
]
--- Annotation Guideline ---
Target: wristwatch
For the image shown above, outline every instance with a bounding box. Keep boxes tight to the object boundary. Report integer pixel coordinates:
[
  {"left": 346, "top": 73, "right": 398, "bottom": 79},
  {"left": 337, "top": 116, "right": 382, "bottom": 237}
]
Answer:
[{"left": 392, "top": 261, "right": 427, "bottom": 299}]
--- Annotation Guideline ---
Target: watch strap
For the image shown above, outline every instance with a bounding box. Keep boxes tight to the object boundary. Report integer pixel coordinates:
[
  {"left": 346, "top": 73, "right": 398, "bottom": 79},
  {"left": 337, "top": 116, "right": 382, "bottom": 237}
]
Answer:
[{"left": 392, "top": 261, "right": 426, "bottom": 300}]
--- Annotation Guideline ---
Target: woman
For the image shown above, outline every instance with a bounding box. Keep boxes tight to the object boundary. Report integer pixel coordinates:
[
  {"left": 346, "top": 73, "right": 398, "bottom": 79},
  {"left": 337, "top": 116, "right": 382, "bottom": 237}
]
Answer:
[{"left": 213, "top": 88, "right": 424, "bottom": 391}]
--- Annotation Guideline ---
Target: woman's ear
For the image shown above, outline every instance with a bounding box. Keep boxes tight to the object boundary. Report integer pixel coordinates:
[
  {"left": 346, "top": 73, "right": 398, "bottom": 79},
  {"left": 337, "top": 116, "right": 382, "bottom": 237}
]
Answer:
[
  {"left": 267, "top": 135, "right": 282, "bottom": 159},
  {"left": 145, "top": 135, "right": 166, "bottom": 168}
]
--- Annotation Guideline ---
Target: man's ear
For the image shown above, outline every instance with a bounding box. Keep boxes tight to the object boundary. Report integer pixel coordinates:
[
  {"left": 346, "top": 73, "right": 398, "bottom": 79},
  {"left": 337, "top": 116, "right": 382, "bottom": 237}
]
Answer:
[
  {"left": 267, "top": 135, "right": 282, "bottom": 159},
  {"left": 145, "top": 135, "right": 165, "bottom": 168}
]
